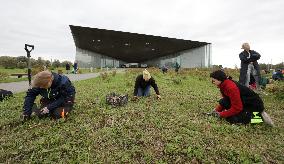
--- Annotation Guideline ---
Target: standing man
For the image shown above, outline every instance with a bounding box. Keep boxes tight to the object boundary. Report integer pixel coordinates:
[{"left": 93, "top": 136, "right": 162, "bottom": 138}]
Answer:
[
  {"left": 73, "top": 61, "right": 78, "bottom": 74},
  {"left": 174, "top": 62, "right": 180, "bottom": 73},
  {"left": 65, "top": 62, "right": 70, "bottom": 74},
  {"left": 239, "top": 43, "right": 261, "bottom": 89},
  {"left": 161, "top": 65, "right": 168, "bottom": 74}
]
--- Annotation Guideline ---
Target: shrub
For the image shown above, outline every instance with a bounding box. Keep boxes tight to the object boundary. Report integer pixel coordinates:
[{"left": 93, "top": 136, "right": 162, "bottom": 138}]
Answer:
[
  {"left": 17, "top": 61, "right": 27, "bottom": 69},
  {"left": 0, "top": 72, "right": 9, "bottom": 80},
  {"left": 266, "top": 81, "right": 284, "bottom": 100},
  {"left": 172, "top": 78, "right": 182, "bottom": 85},
  {"left": 100, "top": 72, "right": 108, "bottom": 80},
  {"left": 111, "top": 70, "right": 117, "bottom": 77},
  {"left": 31, "top": 65, "right": 44, "bottom": 75}
]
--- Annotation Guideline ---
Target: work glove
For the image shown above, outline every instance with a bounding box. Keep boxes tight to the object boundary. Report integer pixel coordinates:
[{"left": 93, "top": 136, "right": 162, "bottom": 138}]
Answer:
[
  {"left": 157, "top": 95, "right": 161, "bottom": 100},
  {"left": 21, "top": 114, "right": 30, "bottom": 123},
  {"left": 40, "top": 107, "right": 49, "bottom": 114},
  {"left": 211, "top": 110, "right": 221, "bottom": 118}
]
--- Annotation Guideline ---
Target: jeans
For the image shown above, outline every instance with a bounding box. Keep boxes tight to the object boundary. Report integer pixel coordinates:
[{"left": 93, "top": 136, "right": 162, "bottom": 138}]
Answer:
[
  {"left": 246, "top": 63, "right": 259, "bottom": 89},
  {"left": 137, "top": 85, "right": 151, "bottom": 97}
]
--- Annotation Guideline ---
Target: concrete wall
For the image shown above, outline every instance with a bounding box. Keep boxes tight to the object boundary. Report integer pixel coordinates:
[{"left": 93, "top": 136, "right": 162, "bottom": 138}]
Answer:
[
  {"left": 144, "top": 44, "right": 212, "bottom": 68},
  {"left": 180, "top": 44, "right": 212, "bottom": 68}
]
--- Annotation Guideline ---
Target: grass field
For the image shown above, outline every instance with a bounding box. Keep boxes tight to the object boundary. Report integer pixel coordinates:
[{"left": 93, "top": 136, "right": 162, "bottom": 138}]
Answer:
[
  {"left": 0, "top": 69, "right": 283, "bottom": 163},
  {"left": 0, "top": 67, "right": 101, "bottom": 83}
]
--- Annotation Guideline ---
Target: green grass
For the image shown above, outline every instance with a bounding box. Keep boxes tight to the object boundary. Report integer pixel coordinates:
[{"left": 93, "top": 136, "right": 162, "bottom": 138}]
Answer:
[
  {"left": 0, "top": 67, "right": 101, "bottom": 83},
  {"left": 52, "top": 67, "right": 101, "bottom": 74},
  {"left": 0, "top": 77, "right": 29, "bottom": 83},
  {"left": 0, "top": 68, "right": 27, "bottom": 83},
  {"left": 0, "top": 69, "right": 283, "bottom": 163},
  {"left": 0, "top": 67, "right": 26, "bottom": 74}
]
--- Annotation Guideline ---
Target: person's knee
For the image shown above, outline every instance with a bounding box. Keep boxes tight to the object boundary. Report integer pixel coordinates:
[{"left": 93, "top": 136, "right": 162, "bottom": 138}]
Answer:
[
  {"left": 226, "top": 111, "right": 251, "bottom": 124},
  {"left": 137, "top": 88, "right": 144, "bottom": 97}
]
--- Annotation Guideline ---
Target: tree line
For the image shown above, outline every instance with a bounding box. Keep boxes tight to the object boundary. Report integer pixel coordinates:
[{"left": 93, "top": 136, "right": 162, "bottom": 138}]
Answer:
[
  {"left": 0, "top": 56, "right": 72, "bottom": 69},
  {"left": 1, "top": 55, "right": 283, "bottom": 70},
  {"left": 213, "top": 62, "right": 284, "bottom": 71}
]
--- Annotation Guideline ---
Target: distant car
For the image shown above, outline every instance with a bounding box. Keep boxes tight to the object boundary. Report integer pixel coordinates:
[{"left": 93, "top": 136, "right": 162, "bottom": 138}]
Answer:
[
  {"left": 129, "top": 63, "right": 139, "bottom": 68},
  {"left": 121, "top": 63, "right": 129, "bottom": 68},
  {"left": 121, "top": 63, "right": 147, "bottom": 68},
  {"left": 140, "top": 64, "right": 147, "bottom": 68},
  {"left": 121, "top": 63, "right": 140, "bottom": 68}
]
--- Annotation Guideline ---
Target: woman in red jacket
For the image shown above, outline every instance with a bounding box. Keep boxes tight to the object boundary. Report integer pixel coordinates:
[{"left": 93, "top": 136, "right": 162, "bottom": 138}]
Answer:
[{"left": 209, "top": 70, "right": 274, "bottom": 125}]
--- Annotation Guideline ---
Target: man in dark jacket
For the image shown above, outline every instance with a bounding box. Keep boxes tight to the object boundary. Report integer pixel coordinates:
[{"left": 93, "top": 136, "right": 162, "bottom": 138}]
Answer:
[
  {"left": 209, "top": 70, "right": 274, "bottom": 125},
  {"left": 134, "top": 69, "right": 161, "bottom": 99},
  {"left": 272, "top": 69, "right": 284, "bottom": 81},
  {"left": 73, "top": 61, "right": 78, "bottom": 74},
  {"left": 239, "top": 43, "right": 261, "bottom": 89},
  {"left": 174, "top": 62, "right": 180, "bottom": 73},
  {"left": 22, "top": 71, "right": 76, "bottom": 120},
  {"left": 65, "top": 63, "right": 70, "bottom": 74}
]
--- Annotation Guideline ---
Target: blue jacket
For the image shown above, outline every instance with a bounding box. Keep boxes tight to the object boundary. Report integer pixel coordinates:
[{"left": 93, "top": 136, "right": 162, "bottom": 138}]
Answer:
[{"left": 23, "top": 73, "right": 76, "bottom": 116}]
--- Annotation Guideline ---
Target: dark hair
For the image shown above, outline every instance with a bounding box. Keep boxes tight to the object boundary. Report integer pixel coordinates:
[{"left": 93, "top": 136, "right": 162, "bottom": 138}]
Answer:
[{"left": 210, "top": 70, "right": 227, "bottom": 82}]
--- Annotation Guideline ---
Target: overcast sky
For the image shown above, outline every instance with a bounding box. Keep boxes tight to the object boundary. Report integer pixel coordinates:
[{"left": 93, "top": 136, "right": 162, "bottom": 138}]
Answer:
[{"left": 0, "top": 0, "right": 283, "bottom": 68}]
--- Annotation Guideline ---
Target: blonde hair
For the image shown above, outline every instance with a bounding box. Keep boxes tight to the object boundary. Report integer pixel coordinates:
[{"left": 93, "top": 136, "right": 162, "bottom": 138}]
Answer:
[
  {"left": 32, "top": 71, "right": 53, "bottom": 88},
  {"left": 143, "top": 69, "right": 151, "bottom": 79},
  {"left": 241, "top": 43, "right": 250, "bottom": 50}
]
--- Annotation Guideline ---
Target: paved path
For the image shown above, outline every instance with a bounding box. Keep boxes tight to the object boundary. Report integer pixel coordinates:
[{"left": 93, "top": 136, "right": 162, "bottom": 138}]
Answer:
[{"left": 0, "top": 72, "right": 101, "bottom": 94}]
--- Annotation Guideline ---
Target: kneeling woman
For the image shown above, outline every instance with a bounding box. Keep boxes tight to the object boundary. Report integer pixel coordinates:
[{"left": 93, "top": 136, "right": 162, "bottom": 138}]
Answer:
[
  {"left": 134, "top": 69, "right": 161, "bottom": 99},
  {"left": 22, "top": 71, "right": 76, "bottom": 120},
  {"left": 210, "top": 70, "right": 273, "bottom": 125}
]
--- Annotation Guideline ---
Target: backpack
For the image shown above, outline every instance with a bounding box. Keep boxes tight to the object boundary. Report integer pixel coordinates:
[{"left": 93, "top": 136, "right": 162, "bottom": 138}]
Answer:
[
  {"left": 0, "top": 89, "right": 13, "bottom": 101},
  {"left": 106, "top": 92, "right": 128, "bottom": 107}
]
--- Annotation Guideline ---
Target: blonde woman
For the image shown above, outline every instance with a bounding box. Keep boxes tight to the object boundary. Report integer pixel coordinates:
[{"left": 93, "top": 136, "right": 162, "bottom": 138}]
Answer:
[
  {"left": 134, "top": 69, "right": 161, "bottom": 99},
  {"left": 22, "top": 71, "right": 76, "bottom": 120}
]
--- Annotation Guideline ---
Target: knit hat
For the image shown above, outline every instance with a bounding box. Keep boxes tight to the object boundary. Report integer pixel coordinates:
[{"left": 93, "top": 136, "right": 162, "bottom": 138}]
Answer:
[
  {"left": 143, "top": 69, "right": 151, "bottom": 79},
  {"left": 210, "top": 70, "right": 227, "bottom": 82}
]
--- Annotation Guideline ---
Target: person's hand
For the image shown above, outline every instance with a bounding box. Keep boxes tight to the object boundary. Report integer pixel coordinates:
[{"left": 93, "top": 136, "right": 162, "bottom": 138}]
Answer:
[
  {"left": 212, "top": 110, "right": 220, "bottom": 118},
  {"left": 157, "top": 95, "right": 161, "bottom": 100},
  {"left": 40, "top": 107, "right": 49, "bottom": 114},
  {"left": 21, "top": 114, "right": 30, "bottom": 122}
]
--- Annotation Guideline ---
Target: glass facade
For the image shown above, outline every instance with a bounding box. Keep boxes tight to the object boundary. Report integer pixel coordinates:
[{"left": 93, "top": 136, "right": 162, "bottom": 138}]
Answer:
[
  {"left": 75, "top": 48, "right": 122, "bottom": 68},
  {"left": 75, "top": 44, "right": 212, "bottom": 69}
]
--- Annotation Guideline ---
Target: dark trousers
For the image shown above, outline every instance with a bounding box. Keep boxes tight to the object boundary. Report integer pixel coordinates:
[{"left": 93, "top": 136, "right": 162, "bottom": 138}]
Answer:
[
  {"left": 34, "top": 97, "right": 75, "bottom": 119},
  {"left": 219, "top": 98, "right": 252, "bottom": 124}
]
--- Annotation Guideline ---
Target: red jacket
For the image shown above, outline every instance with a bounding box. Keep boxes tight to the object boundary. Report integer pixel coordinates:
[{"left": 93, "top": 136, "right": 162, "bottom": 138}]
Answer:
[{"left": 215, "top": 79, "right": 243, "bottom": 118}]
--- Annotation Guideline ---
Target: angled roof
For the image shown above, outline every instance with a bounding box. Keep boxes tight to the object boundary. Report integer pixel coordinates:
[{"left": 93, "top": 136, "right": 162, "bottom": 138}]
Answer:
[{"left": 69, "top": 25, "right": 210, "bottom": 63}]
